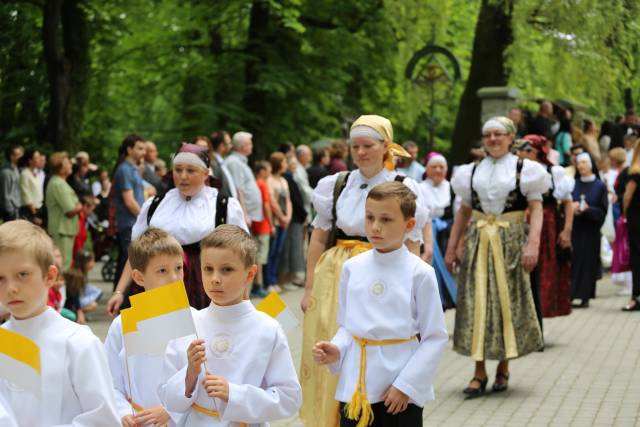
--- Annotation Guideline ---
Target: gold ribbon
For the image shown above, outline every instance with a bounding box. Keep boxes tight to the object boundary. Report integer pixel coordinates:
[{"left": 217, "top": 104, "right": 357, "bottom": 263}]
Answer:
[
  {"left": 344, "top": 335, "right": 417, "bottom": 427},
  {"left": 191, "top": 402, "right": 220, "bottom": 417},
  {"left": 470, "top": 211, "right": 524, "bottom": 361},
  {"left": 191, "top": 403, "right": 247, "bottom": 427},
  {"left": 336, "top": 239, "right": 373, "bottom": 257},
  {"left": 127, "top": 398, "right": 145, "bottom": 413}
]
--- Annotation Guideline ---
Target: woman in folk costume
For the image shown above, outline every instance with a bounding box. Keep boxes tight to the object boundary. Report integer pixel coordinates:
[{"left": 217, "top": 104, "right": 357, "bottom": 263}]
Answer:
[
  {"left": 107, "top": 143, "right": 248, "bottom": 314},
  {"left": 445, "top": 117, "right": 550, "bottom": 397},
  {"left": 299, "top": 115, "right": 432, "bottom": 427},
  {"left": 419, "top": 152, "right": 457, "bottom": 309},
  {"left": 518, "top": 134, "right": 575, "bottom": 319}
]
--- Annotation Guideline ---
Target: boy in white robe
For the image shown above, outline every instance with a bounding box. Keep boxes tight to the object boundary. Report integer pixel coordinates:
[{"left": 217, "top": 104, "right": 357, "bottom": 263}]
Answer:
[
  {"left": 104, "top": 228, "right": 188, "bottom": 426},
  {"left": 313, "top": 181, "right": 448, "bottom": 427},
  {"left": 160, "top": 224, "right": 301, "bottom": 426},
  {"left": 0, "top": 220, "right": 120, "bottom": 426}
]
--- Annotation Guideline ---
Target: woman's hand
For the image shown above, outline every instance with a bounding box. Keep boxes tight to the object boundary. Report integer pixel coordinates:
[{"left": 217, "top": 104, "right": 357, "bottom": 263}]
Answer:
[
  {"left": 300, "top": 289, "right": 312, "bottom": 313},
  {"left": 558, "top": 229, "right": 571, "bottom": 249},
  {"left": 444, "top": 249, "right": 458, "bottom": 272},
  {"left": 522, "top": 241, "right": 539, "bottom": 272},
  {"left": 107, "top": 293, "right": 124, "bottom": 317}
]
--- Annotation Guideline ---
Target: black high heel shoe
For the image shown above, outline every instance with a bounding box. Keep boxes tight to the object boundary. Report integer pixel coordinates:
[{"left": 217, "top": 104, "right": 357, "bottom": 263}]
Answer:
[
  {"left": 463, "top": 377, "right": 488, "bottom": 398},
  {"left": 492, "top": 372, "right": 510, "bottom": 392}
]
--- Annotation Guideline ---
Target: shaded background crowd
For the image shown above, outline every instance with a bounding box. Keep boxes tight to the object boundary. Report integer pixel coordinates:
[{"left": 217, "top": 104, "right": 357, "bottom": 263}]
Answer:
[{"left": 0, "top": 98, "right": 639, "bottom": 327}]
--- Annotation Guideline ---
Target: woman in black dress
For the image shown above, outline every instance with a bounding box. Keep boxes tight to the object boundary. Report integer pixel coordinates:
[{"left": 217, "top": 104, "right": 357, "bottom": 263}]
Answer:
[{"left": 570, "top": 152, "right": 608, "bottom": 308}]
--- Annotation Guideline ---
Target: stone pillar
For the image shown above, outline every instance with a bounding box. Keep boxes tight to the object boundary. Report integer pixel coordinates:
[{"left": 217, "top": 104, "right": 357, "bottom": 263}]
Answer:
[{"left": 477, "top": 86, "right": 521, "bottom": 123}]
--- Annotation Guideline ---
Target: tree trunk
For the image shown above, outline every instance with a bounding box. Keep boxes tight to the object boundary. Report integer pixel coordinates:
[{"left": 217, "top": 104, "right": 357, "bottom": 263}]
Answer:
[
  {"left": 43, "top": 0, "right": 89, "bottom": 151},
  {"left": 242, "top": 0, "right": 269, "bottom": 160},
  {"left": 450, "top": 0, "right": 514, "bottom": 165}
]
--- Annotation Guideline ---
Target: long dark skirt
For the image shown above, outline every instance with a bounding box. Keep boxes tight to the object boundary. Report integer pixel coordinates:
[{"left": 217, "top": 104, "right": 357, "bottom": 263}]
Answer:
[
  {"left": 130, "top": 242, "right": 208, "bottom": 309},
  {"left": 453, "top": 211, "right": 543, "bottom": 360},
  {"left": 182, "top": 242, "right": 209, "bottom": 309},
  {"left": 539, "top": 204, "right": 572, "bottom": 317},
  {"left": 571, "top": 222, "right": 601, "bottom": 300}
]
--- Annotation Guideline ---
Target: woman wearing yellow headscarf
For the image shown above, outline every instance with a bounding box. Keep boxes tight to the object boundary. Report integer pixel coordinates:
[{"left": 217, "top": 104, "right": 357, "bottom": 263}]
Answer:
[{"left": 299, "top": 115, "right": 432, "bottom": 426}]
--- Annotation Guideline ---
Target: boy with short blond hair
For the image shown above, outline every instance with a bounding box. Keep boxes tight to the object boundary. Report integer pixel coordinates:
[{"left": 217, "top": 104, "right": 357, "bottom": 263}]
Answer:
[
  {"left": 313, "top": 181, "right": 448, "bottom": 427},
  {"left": 104, "top": 227, "right": 186, "bottom": 427},
  {"left": 161, "top": 224, "right": 302, "bottom": 426},
  {"left": 0, "top": 220, "right": 120, "bottom": 426}
]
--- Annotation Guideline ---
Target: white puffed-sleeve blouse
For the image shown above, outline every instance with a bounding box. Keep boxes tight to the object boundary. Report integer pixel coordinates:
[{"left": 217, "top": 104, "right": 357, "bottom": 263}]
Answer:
[
  {"left": 131, "top": 186, "right": 247, "bottom": 245},
  {"left": 549, "top": 165, "right": 575, "bottom": 201},
  {"left": 451, "top": 154, "right": 551, "bottom": 215},
  {"left": 311, "top": 169, "right": 430, "bottom": 243},
  {"left": 418, "top": 179, "right": 451, "bottom": 219}
]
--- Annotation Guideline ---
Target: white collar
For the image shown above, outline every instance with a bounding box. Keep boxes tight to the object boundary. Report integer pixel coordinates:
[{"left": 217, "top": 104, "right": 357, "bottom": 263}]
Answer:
[
  {"left": 206, "top": 300, "right": 254, "bottom": 322},
  {"left": 371, "top": 244, "right": 409, "bottom": 264},
  {"left": 8, "top": 307, "right": 58, "bottom": 331},
  {"left": 580, "top": 174, "right": 596, "bottom": 183}
]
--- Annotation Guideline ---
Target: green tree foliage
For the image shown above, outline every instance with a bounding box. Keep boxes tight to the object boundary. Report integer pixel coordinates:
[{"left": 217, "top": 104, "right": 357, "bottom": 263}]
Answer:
[{"left": 1, "top": 0, "right": 640, "bottom": 166}]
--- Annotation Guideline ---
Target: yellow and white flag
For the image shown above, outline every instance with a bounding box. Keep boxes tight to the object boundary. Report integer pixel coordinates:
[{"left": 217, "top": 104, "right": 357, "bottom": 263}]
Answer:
[
  {"left": 122, "top": 281, "right": 196, "bottom": 356},
  {"left": 0, "top": 328, "right": 41, "bottom": 398},
  {"left": 255, "top": 292, "right": 299, "bottom": 333}
]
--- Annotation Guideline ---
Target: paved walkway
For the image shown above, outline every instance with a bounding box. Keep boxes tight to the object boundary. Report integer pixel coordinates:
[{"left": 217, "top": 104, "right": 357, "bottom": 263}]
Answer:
[{"left": 89, "top": 270, "right": 640, "bottom": 426}]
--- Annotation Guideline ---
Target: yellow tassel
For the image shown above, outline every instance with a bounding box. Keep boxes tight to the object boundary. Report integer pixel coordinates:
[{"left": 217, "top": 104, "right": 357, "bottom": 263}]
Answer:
[{"left": 344, "top": 389, "right": 374, "bottom": 426}]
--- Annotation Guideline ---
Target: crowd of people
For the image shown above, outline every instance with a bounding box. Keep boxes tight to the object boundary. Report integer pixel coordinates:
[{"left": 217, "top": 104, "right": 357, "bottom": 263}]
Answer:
[{"left": 1, "top": 102, "right": 640, "bottom": 426}]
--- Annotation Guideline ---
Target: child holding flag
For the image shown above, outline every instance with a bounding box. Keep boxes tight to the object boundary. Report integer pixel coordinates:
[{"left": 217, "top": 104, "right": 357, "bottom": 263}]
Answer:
[
  {"left": 0, "top": 220, "right": 120, "bottom": 426},
  {"left": 104, "top": 227, "right": 191, "bottom": 426},
  {"left": 313, "top": 182, "right": 448, "bottom": 426},
  {"left": 161, "top": 224, "right": 302, "bottom": 426}
]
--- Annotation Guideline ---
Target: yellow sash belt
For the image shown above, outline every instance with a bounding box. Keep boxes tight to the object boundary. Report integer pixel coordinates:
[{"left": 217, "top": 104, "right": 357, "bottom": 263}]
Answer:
[
  {"left": 191, "top": 402, "right": 220, "bottom": 417},
  {"left": 345, "top": 335, "right": 417, "bottom": 427},
  {"left": 335, "top": 239, "right": 372, "bottom": 257},
  {"left": 470, "top": 210, "right": 524, "bottom": 361},
  {"left": 191, "top": 403, "right": 248, "bottom": 427}
]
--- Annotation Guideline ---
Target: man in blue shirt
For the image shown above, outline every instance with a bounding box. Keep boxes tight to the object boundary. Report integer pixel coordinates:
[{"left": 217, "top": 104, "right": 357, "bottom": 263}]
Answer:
[{"left": 112, "top": 134, "right": 146, "bottom": 293}]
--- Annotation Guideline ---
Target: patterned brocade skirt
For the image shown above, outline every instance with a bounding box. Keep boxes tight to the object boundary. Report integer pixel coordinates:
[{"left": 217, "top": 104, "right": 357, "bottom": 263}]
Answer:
[
  {"left": 300, "top": 240, "right": 372, "bottom": 427},
  {"left": 453, "top": 210, "right": 543, "bottom": 361}
]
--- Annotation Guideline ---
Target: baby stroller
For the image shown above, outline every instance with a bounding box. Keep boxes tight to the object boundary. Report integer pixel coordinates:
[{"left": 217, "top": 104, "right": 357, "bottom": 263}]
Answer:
[{"left": 87, "top": 215, "right": 117, "bottom": 282}]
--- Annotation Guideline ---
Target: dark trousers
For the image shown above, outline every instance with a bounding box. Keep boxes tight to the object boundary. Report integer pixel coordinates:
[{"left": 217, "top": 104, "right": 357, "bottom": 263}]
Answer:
[
  {"left": 265, "top": 226, "right": 287, "bottom": 286},
  {"left": 629, "top": 222, "right": 640, "bottom": 298},
  {"left": 339, "top": 402, "right": 423, "bottom": 427},
  {"left": 114, "top": 228, "right": 133, "bottom": 308},
  {"left": 530, "top": 267, "right": 544, "bottom": 337}
]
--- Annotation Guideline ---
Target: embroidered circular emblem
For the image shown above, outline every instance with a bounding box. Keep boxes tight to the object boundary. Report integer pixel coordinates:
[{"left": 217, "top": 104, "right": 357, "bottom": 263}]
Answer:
[
  {"left": 210, "top": 333, "right": 233, "bottom": 358},
  {"left": 301, "top": 362, "right": 311, "bottom": 380},
  {"left": 369, "top": 281, "right": 386, "bottom": 297}
]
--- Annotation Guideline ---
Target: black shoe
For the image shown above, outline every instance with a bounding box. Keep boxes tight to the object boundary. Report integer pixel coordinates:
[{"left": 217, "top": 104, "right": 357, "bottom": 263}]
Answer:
[
  {"left": 492, "top": 372, "right": 510, "bottom": 392},
  {"left": 463, "top": 377, "right": 488, "bottom": 398},
  {"left": 572, "top": 300, "right": 589, "bottom": 308},
  {"left": 621, "top": 299, "right": 640, "bottom": 311}
]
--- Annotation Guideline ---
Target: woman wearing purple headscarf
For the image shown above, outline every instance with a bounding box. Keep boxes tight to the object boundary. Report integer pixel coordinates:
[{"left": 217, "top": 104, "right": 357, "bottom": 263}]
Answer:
[{"left": 107, "top": 143, "right": 248, "bottom": 314}]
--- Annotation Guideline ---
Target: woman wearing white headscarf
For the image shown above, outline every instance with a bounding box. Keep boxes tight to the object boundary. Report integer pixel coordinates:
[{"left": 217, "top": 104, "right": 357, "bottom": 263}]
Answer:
[
  {"left": 419, "top": 152, "right": 456, "bottom": 308},
  {"left": 570, "top": 151, "right": 608, "bottom": 308},
  {"left": 299, "top": 115, "right": 432, "bottom": 426},
  {"left": 445, "top": 117, "right": 550, "bottom": 397}
]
